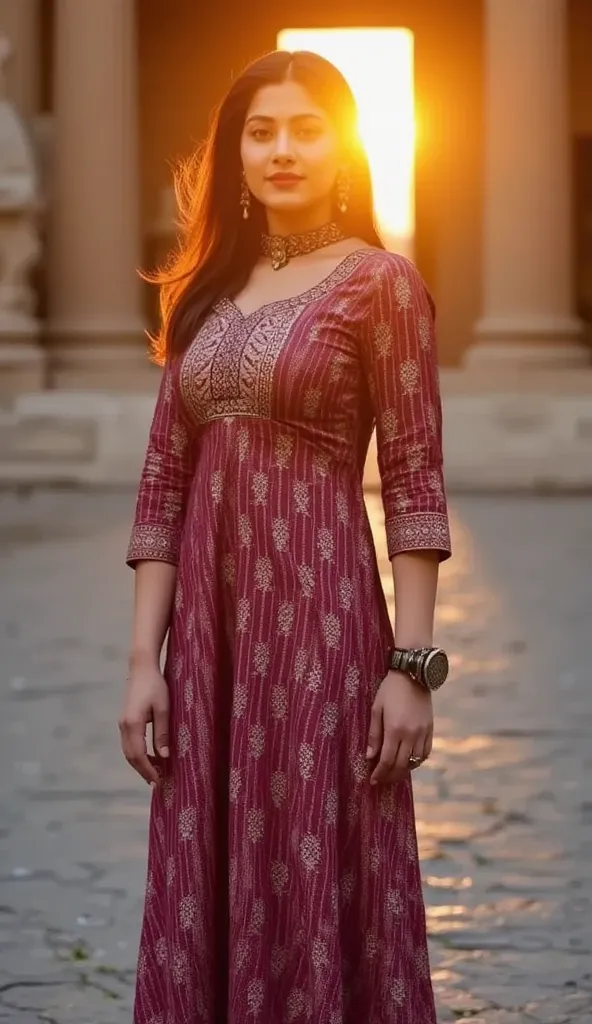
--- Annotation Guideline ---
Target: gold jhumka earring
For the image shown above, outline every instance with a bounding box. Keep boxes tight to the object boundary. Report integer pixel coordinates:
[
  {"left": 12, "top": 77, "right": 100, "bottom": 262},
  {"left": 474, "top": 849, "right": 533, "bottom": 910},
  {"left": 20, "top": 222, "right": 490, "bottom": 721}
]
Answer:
[
  {"left": 240, "top": 174, "right": 251, "bottom": 220},
  {"left": 336, "top": 169, "right": 351, "bottom": 214}
]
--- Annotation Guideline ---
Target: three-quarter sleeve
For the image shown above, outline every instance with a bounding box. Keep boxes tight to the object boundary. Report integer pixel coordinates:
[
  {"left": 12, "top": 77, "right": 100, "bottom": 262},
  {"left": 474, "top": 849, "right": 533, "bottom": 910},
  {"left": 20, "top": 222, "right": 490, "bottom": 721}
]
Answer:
[
  {"left": 126, "top": 360, "right": 196, "bottom": 568},
  {"left": 361, "top": 254, "right": 451, "bottom": 561}
]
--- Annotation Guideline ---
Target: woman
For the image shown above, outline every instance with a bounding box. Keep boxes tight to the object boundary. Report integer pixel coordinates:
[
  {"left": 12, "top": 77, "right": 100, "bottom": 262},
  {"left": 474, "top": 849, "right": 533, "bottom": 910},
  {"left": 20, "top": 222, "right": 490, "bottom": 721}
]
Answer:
[{"left": 120, "top": 48, "right": 451, "bottom": 1024}]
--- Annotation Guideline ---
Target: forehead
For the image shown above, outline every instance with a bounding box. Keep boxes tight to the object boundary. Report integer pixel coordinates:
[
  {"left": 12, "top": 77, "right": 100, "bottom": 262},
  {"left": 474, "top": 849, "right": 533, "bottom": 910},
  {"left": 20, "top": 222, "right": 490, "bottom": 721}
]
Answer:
[{"left": 245, "top": 80, "right": 328, "bottom": 122}]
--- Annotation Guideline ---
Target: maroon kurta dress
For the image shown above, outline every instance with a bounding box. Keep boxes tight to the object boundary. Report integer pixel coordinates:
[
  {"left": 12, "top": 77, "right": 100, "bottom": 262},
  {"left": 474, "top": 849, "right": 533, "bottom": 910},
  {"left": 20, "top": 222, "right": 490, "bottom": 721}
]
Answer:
[{"left": 127, "top": 248, "right": 451, "bottom": 1024}]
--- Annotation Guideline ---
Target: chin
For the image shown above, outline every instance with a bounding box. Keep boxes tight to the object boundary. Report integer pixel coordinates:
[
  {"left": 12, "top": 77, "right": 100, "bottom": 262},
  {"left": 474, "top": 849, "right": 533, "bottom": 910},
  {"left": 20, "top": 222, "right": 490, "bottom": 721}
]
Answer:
[
  {"left": 265, "top": 194, "right": 327, "bottom": 217},
  {"left": 265, "top": 195, "right": 309, "bottom": 212}
]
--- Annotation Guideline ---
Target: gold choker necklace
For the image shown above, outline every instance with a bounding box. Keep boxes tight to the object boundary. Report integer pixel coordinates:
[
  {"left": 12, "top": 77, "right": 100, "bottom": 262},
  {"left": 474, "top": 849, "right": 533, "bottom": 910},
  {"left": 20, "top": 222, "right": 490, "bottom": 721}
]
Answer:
[{"left": 261, "top": 222, "right": 347, "bottom": 271}]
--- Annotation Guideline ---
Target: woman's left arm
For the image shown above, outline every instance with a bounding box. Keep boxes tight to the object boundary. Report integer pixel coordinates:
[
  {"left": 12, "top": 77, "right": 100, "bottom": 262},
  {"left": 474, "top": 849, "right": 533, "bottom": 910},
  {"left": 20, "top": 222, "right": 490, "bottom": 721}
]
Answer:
[{"left": 360, "top": 254, "right": 452, "bottom": 785}]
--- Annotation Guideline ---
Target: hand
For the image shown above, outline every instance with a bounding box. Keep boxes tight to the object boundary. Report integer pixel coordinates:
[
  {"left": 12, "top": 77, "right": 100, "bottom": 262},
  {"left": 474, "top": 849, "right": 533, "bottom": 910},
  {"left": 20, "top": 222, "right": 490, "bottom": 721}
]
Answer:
[
  {"left": 118, "top": 657, "right": 169, "bottom": 786},
  {"left": 366, "top": 670, "right": 433, "bottom": 786}
]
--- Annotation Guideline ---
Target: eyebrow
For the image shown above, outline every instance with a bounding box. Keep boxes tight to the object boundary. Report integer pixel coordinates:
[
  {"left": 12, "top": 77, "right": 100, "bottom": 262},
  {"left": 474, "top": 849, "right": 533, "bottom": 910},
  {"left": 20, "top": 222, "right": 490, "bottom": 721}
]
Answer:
[{"left": 244, "top": 113, "right": 325, "bottom": 126}]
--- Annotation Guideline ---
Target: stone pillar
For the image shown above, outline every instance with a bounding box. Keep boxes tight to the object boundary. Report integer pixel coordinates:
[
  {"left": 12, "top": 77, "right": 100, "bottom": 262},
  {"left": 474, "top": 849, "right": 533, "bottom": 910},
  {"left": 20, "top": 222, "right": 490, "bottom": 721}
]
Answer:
[
  {"left": 465, "top": 0, "right": 588, "bottom": 372},
  {"left": 46, "top": 0, "right": 153, "bottom": 391},
  {"left": 0, "top": 0, "right": 40, "bottom": 120},
  {"left": 0, "top": 27, "right": 44, "bottom": 399}
]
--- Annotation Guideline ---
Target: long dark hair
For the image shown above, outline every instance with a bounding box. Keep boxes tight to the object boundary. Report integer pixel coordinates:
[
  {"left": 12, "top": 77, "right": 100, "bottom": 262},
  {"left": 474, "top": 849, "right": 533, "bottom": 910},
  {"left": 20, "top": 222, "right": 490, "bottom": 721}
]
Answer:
[{"left": 149, "top": 50, "right": 384, "bottom": 364}]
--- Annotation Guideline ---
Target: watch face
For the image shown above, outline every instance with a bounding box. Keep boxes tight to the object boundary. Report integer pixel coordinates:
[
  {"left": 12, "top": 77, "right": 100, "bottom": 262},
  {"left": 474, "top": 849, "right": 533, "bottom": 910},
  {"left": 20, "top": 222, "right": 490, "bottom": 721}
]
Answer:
[{"left": 424, "top": 649, "right": 449, "bottom": 690}]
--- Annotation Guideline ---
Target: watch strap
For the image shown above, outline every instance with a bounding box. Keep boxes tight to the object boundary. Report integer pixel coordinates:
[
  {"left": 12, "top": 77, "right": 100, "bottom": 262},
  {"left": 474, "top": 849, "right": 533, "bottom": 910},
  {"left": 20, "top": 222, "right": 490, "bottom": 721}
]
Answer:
[
  {"left": 389, "top": 645, "right": 449, "bottom": 691},
  {"left": 390, "top": 646, "right": 432, "bottom": 684},
  {"left": 390, "top": 646, "right": 420, "bottom": 678}
]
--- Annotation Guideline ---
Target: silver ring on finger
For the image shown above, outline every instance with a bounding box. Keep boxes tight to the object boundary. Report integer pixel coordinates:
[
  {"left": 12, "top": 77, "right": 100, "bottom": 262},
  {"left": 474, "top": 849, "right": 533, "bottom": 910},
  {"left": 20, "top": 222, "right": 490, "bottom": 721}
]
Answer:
[{"left": 408, "top": 753, "right": 424, "bottom": 769}]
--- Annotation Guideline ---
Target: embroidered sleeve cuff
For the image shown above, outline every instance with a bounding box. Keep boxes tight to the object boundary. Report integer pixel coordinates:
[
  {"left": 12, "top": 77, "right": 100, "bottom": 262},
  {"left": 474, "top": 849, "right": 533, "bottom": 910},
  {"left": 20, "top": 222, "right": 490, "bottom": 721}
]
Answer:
[
  {"left": 385, "top": 512, "right": 452, "bottom": 562},
  {"left": 126, "top": 523, "right": 180, "bottom": 568}
]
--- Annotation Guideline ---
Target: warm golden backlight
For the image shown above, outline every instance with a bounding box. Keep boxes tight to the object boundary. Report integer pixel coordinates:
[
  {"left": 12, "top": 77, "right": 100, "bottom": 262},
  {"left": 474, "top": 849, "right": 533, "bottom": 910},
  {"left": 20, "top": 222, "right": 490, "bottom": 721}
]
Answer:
[{"left": 277, "top": 27, "right": 416, "bottom": 258}]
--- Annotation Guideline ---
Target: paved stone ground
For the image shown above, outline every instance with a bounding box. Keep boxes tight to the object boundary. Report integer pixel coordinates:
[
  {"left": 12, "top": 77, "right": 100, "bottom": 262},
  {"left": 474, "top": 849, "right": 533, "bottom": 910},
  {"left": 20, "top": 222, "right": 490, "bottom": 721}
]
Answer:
[{"left": 0, "top": 489, "right": 591, "bottom": 1024}]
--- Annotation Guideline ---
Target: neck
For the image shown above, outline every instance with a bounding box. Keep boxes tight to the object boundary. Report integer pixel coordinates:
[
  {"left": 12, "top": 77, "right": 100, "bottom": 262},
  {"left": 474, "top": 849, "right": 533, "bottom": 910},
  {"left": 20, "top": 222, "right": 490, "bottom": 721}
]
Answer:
[{"left": 265, "top": 202, "right": 334, "bottom": 237}]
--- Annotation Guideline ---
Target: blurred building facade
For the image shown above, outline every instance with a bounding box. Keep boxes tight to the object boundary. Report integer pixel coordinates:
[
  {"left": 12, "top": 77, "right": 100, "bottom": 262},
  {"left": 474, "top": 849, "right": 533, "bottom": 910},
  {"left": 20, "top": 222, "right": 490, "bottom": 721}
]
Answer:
[{"left": 0, "top": 0, "right": 591, "bottom": 488}]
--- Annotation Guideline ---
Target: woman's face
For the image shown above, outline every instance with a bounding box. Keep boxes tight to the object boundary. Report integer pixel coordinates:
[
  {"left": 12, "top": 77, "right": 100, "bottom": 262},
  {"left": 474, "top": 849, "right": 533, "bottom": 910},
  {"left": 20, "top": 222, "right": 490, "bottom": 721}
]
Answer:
[{"left": 240, "top": 79, "right": 341, "bottom": 221}]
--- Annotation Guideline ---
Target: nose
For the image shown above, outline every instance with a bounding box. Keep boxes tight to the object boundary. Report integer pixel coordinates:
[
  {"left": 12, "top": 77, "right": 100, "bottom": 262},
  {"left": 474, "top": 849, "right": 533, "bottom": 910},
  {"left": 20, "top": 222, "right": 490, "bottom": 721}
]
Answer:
[{"left": 271, "top": 128, "right": 295, "bottom": 165}]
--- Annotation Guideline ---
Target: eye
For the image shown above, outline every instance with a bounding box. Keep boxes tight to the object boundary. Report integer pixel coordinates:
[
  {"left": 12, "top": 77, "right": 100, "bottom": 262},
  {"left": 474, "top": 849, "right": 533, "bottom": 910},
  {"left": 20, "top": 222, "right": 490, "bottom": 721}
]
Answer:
[
  {"left": 296, "top": 126, "right": 323, "bottom": 140},
  {"left": 249, "top": 127, "right": 272, "bottom": 141}
]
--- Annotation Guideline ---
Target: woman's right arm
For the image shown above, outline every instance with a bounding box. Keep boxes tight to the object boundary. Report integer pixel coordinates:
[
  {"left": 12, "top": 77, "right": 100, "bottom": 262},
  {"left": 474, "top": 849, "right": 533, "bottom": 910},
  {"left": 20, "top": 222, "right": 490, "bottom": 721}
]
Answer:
[
  {"left": 120, "top": 562, "right": 177, "bottom": 785},
  {"left": 130, "top": 561, "right": 177, "bottom": 671},
  {"left": 119, "top": 360, "right": 196, "bottom": 784}
]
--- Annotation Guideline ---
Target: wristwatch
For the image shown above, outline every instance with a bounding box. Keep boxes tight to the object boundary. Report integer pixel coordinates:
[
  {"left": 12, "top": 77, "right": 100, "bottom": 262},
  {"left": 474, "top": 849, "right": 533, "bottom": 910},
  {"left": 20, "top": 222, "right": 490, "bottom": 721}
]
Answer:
[{"left": 389, "top": 646, "right": 449, "bottom": 691}]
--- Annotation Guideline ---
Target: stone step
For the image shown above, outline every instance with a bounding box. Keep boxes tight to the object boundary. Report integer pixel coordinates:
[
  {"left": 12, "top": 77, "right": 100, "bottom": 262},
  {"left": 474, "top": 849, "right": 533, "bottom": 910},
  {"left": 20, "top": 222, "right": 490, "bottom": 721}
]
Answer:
[
  {"left": 0, "top": 392, "right": 155, "bottom": 486},
  {"left": 0, "top": 378, "right": 592, "bottom": 490}
]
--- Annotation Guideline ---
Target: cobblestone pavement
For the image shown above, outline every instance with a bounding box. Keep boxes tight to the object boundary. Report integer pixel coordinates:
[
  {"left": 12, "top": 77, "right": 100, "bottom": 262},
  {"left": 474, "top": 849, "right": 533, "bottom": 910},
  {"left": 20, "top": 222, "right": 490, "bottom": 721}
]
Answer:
[{"left": 0, "top": 490, "right": 591, "bottom": 1024}]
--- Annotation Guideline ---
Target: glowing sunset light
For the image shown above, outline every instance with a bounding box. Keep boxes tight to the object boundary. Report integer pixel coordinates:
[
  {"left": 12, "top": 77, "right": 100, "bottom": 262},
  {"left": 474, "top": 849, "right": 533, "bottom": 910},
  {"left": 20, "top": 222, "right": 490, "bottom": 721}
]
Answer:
[{"left": 278, "top": 27, "right": 416, "bottom": 258}]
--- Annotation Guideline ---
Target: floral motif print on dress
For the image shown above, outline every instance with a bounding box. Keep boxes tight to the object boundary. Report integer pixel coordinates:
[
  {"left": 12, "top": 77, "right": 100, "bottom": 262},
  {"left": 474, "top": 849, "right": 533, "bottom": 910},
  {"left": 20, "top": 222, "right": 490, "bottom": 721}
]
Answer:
[{"left": 126, "top": 248, "right": 448, "bottom": 1023}]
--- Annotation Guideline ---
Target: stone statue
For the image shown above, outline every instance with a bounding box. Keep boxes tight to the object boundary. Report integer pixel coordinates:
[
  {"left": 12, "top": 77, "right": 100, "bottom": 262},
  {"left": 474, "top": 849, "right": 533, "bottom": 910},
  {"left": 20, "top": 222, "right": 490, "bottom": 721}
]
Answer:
[{"left": 0, "top": 34, "right": 41, "bottom": 330}]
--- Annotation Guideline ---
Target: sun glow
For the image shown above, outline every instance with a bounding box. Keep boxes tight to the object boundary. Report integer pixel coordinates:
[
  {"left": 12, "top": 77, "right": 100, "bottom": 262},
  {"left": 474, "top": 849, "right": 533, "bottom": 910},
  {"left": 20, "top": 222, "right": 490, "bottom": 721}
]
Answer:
[{"left": 277, "top": 27, "right": 416, "bottom": 258}]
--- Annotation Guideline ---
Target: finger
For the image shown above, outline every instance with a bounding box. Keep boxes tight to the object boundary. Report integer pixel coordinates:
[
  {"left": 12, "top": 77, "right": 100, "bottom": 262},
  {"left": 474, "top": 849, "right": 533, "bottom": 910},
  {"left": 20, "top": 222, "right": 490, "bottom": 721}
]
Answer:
[
  {"left": 366, "top": 703, "right": 383, "bottom": 760},
  {"left": 152, "top": 703, "right": 170, "bottom": 759},
  {"left": 394, "top": 738, "right": 414, "bottom": 775},
  {"left": 129, "top": 747, "right": 160, "bottom": 785},
  {"left": 147, "top": 753, "right": 165, "bottom": 779},
  {"left": 384, "top": 736, "right": 419, "bottom": 785},
  {"left": 417, "top": 733, "right": 430, "bottom": 765},
  {"left": 370, "top": 733, "right": 400, "bottom": 786},
  {"left": 122, "top": 738, "right": 157, "bottom": 784},
  {"left": 121, "top": 723, "right": 159, "bottom": 785},
  {"left": 133, "top": 753, "right": 160, "bottom": 786}
]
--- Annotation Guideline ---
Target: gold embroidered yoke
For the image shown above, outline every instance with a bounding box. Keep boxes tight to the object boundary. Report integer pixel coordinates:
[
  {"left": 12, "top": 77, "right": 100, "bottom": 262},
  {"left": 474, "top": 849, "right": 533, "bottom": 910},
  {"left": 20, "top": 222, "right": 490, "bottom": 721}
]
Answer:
[{"left": 127, "top": 248, "right": 451, "bottom": 571}]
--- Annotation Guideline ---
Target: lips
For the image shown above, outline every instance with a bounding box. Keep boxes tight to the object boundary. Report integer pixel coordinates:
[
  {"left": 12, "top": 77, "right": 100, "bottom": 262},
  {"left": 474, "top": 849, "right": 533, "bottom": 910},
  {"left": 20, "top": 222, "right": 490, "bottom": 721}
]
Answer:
[{"left": 267, "top": 174, "right": 304, "bottom": 184}]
